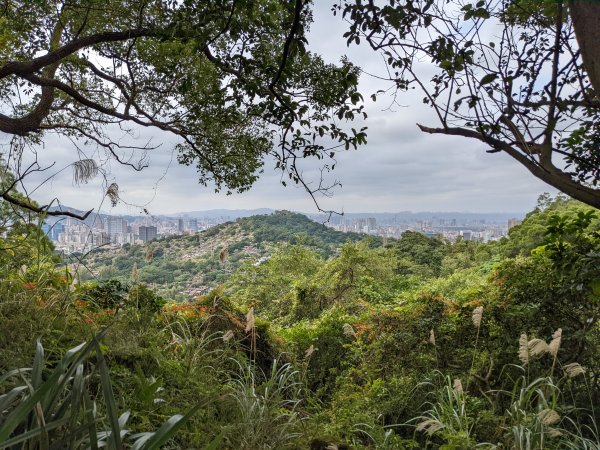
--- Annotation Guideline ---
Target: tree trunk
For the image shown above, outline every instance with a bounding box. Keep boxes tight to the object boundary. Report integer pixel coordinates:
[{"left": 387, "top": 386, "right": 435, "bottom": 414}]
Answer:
[{"left": 570, "top": 1, "right": 600, "bottom": 96}]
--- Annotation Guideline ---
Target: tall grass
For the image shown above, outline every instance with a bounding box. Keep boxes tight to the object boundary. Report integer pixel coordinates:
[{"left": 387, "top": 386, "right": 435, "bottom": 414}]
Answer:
[
  {"left": 411, "top": 306, "right": 600, "bottom": 449},
  {"left": 0, "top": 336, "right": 208, "bottom": 449},
  {"left": 224, "top": 359, "right": 304, "bottom": 449}
]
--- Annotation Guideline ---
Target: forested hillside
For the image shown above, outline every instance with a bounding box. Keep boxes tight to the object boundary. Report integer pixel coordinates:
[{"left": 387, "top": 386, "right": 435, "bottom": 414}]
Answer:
[
  {"left": 1, "top": 196, "right": 599, "bottom": 449},
  {"left": 78, "top": 211, "right": 365, "bottom": 300}
]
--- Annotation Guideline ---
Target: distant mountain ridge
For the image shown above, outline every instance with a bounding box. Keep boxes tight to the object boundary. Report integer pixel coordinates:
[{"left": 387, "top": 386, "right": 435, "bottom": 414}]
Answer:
[
  {"left": 48, "top": 205, "right": 523, "bottom": 224},
  {"left": 172, "top": 208, "right": 275, "bottom": 219}
]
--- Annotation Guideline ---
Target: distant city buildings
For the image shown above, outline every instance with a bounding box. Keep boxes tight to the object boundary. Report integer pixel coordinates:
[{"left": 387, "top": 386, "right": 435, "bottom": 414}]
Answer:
[
  {"left": 107, "top": 216, "right": 127, "bottom": 240},
  {"left": 460, "top": 230, "right": 473, "bottom": 241},
  {"left": 42, "top": 222, "right": 64, "bottom": 241},
  {"left": 43, "top": 214, "right": 220, "bottom": 254},
  {"left": 139, "top": 225, "right": 157, "bottom": 242},
  {"left": 43, "top": 210, "right": 518, "bottom": 254},
  {"left": 324, "top": 214, "right": 511, "bottom": 243}
]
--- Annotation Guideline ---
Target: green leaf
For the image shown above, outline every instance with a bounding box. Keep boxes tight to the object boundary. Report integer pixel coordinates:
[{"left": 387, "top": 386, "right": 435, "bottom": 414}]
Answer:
[
  {"left": 202, "top": 433, "right": 223, "bottom": 450},
  {"left": 480, "top": 73, "right": 498, "bottom": 85},
  {"left": 132, "top": 404, "right": 201, "bottom": 450},
  {"left": 93, "top": 339, "right": 122, "bottom": 450},
  {"left": 0, "top": 368, "right": 32, "bottom": 385},
  {"left": 32, "top": 339, "right": 44, "bottom": 390},
  {"left": 0, "top": 342, "right": 91, "bottom": 443},
  {"left": 0, "top": 417, "right": 71, "bottom": 449}
]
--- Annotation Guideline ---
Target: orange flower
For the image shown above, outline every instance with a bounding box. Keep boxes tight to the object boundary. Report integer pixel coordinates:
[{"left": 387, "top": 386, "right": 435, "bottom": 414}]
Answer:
[
  {"left": 82, "top": 313, "right": 94, "bottom": 324},
  {"left": 74, "top": 299, "right": 89, "bottom": 309},
  {"left": 23, "top": 282, "right": 36, "bottom": 290}
]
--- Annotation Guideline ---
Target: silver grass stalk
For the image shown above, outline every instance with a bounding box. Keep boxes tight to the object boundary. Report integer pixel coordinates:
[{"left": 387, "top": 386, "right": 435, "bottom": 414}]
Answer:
[
  {"left": 131, "top": 262, "right": 139, "bottom": 283},
  {"left": 549, "top": 328, "right": 562, "bottom": 357},
  {"left": 453, "top": 378, "right": 464, "bottom": 394},
  {"left": 468, "top": 305, "right": 484, "bottom": 392},
  {"left": 538, "top": 409, "right": 560, "bottom": 426},
  {"left": 223, "top": 330, "right": 234, "bottom": 342},
  {"left": 219, "top": 248, "right": 228, "bottom": 263},
  {"left": 245, "top": 307, "right": 255, "bottom": 333},
  {"left": 305, "top": 344, "right": 315, "bottom": 359},
  {"left": 547, "top": 428, "right": 563, "bottom": 438},
  {"left": 416, "top": 419, "right": 445, "bottom": 435},
  {"left": 472, "top": 306, "right": 483, "bottom": 328},
  {"left": 146, "top": 245, "right": 153, "bottom": 263},
  {"left": 342, "top": 323, "right": 356, "bottom": 338},
  {"left": 563, "top": 362, "right": 586, "bottom": 378},
  {"left": 528, "top": 338, "right": 550, "bottom": 358},
  {"left": 429, "top": 329, "right": 436, "bottom": 346},
  {"left": 518, "top": 333, "right": 529, "bottom": 365}
]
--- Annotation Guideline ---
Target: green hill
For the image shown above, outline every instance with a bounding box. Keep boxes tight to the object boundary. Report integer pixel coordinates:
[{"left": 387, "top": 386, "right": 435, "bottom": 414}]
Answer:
[{"left": 77, "top": 211, "right": 366, "bottom": 300}]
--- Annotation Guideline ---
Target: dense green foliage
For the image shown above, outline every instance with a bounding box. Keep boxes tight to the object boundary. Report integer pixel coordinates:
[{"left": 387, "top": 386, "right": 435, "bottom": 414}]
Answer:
[
  {"left": 1, "top": 196, "right": 600, "bottom": 449},
  {"left": 0, "top": 0, "right": 367, "bottom": 215}
]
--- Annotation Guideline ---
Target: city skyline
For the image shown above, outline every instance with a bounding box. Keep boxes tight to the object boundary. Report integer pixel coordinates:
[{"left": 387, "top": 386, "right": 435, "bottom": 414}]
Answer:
[{"left": 46, "top": 207, "right": 524, "bottom": 255}]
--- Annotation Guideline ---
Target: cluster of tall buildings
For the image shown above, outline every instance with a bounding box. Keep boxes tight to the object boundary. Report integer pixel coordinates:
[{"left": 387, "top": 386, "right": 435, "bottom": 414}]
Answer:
[
  {"left": 43, "top": 215, "right": 204, "bottom": 254},
  {"left": 325, "top": 215, "right": 523, "bottom": 243}
]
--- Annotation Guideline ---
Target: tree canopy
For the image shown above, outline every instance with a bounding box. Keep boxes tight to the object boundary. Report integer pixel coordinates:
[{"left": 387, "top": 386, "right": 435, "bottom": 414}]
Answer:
[
  {"left": 337, "top": 0, "right": 600, "bottom": 208},
  {"left": 0, "top": 0, "right": 366, "bottom": 217}
]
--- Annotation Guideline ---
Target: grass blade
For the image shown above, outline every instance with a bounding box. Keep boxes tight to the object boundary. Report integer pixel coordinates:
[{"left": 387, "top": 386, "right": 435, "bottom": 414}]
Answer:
[
  {"left": 32, "top": 339, "right": 44, "bottom": 390},
  {"left": 0, "top": 416, "right": 71, "bottom": 449},
  {"left": 134, "top": 404, "right": 200, "bottom": 450},
  {"left": 93, "top": 338, "right": 121, "bottom": 450},
  {"left": 0, "top": 341, "right": 91, "bottom": 443}
]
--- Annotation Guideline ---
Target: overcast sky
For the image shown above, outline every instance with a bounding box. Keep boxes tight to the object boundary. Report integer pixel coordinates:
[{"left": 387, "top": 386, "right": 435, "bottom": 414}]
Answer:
[{"left": 15, "top": 3, "right": 558, "bottom": 216}]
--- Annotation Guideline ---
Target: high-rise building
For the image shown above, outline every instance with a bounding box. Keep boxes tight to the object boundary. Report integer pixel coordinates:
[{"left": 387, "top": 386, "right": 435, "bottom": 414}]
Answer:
[
  {"left": 139, "top": 225, "right": 157, "bottom": 242},
  {"left": 107, "top": 217, "right": 127, "bottom": 241},
  {"left": 178, "top": 218, "right": 184, "bottom": 233},
  {"left": 92, "top": 232, "right": 110, "bottom": 246},
  {"left": 460, "top": 230, "right": 473, "bottom": 241},
  {"left": 43, "top": 222, "right": 65, "bottom": 241},
  {"left": 188, "top": 218, "right": 198, "bottom": 232}
]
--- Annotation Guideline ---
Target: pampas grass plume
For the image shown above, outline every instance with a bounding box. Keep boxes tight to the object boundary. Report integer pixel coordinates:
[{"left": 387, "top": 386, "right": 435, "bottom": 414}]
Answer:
[
  {"left": 518, "top": 333, "right": 529, "bottom": 365},
  {"left": 223, "top": 330, "right": 234, "bottom": 342},
  {"left": 342, "top": 323, "right": 356, "bottom": 338},
  {"left": 245, "top": 307, "right": 255, "bottom": 332},
  {"left": 539, "top": 408, "right": 560, "bottom": 426},
  {"left": 528, "top": 338, "right": 550, "bottom": 358},
  {"left": 472, "top": 306, "right": 483, "bottom": 328},
  {"left": 305, "top": 344, "right": 315, "bottom": 359},
  {"left": 563, "top": 362, "right": 586, "bottom": 378},
  {"left": 549, "top": 328, "right": 562, "bottom": 357},
  {"left": 453, "top": 378, "right": 464, "bottom": 394}
]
